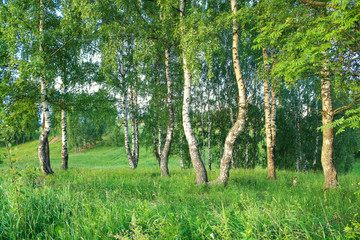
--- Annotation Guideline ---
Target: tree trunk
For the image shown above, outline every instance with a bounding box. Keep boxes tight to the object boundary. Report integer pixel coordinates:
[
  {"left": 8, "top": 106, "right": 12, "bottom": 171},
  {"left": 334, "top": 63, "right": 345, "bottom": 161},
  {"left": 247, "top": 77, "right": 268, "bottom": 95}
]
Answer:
[
  {"left": 297, "top": 89, "right": 303, "bottom": 173},
  {"left": 294, "top": 95, "right": 300, "bottom": 172},
  {"left": 262, "top": 47, "right": 276, "bottom": 179},
  {"left": 270, "top": 48, "right": 277, "bottom": 163},
  {"left": 158, "top": 126, "right": 162, "bottom": 157},
  {"left": 159, "top": 48, "right": 175, "bottom": 177},
  {"left": 320, "top": 57, "right": 338, "bottom": 189},
  {"left": 130, "top": 85, "right": 136, "bottom": 160},
  {"left": 304, "top": 106, "right": 311, "bottom": 173},
  {"left": 153, "top": 127, "right": 161, "bottom": 166},
  {"left": 134, "top": 81, "right": 139, "bottom": 165},
  {"left": 209, "top": 0, "right": 247, "bottom": 186},
  {"left": 297, "top": 113, "right": 302, "bottom": 172},
  {"left": 123, "top": 88, "right": 137, "bottom": 169},
  {"left": 245, "top": 120, "right": 249, "bottom": 169},
  {"left": 180, "top": 133, "right": 184, "bottom": 170},
  {"left": 200, "top": 92, "right": 206, "bottom": 167},
  {"left": 61, "top": 80, "right": 68, "bottom": 170},
  {"left": 207, "top": 87, "right": 212, "bottom": 171},
  {"left": 270, "top": 83, "right": 277, "bottom": 166},
  {"left": 220, "top": 129, "right": 224, "bottom": 159},
  {"left": 38, "top": 0, "right": 53, "bottom": 175},
  {"left": 313, "top": 99, "right": 319, "bottom": 169},
  {"left": 226, "top": 65, "right": 235, "bottom": 168},
  {"left": 180, "top": 0, "right": 207, "bottom": 184}
]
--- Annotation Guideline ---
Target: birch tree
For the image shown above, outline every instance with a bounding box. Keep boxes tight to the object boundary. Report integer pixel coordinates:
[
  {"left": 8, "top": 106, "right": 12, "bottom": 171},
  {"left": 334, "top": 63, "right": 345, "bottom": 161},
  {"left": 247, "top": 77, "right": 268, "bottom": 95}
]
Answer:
[
  {"left": 210, "top": 0, "right": 247, "bottom": 186},
  {"left": 262, "top": 47, "right": 276, "bottom": 179},
  {"left": 151, "top": 48, "right": 175, "bottom": 176},
  {"left": 179, "top": 0, "right": 207, "bottom": 184},
  {"left": 158, "top": 48, "right": 175, "bottom": 176},
  {"left": 0, "top": 0, "right": 66, "bottom": 174},
  {"left": 255, "top": 0, "right": 360, "bottom": 188}
]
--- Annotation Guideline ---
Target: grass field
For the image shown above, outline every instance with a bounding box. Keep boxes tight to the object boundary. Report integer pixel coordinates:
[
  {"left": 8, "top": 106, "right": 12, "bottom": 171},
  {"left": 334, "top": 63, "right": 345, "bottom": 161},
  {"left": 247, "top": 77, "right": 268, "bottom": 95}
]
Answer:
[{"left": 1, "top": 138, "right": 360, "bottom": 239}]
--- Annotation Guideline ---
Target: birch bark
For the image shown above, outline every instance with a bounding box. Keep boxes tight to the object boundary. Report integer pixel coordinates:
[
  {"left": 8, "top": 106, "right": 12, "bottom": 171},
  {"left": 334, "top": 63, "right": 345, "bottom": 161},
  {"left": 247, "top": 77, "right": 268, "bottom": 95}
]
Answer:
[
  {"left": 207, "top": 84, "right": 211, "bottom": 171},
  {"left": 209, "top": 0, "right": 247, "bottom": 185},
  {"left": 159, "top": 48, "right": 175, "bottom": 177},
  {"left": 158, "top": 127, "right": 162, "bottom": 157},
  {"left": 38, "top": 0, "right": 54, "bottom": 175},
  {"left": 123, "top": 88, "right": 137, "bottom": 169},
  {"left": 262, "top": 47, "right": 276, "bottom": 179},
  {"left": 200, "top": 91, "right": 206, "bottom": 166},
  {"left": 270, "top": 49, "right": 277, "bottom": 163},
  {"left": 180, "top": 0, "right": 207, "bottom": 184},
  {"left": 153, "top": 127, "right": 161, "bottom": 166},
  {"left": 270, "top": 80, "right": 277, "bottom": 168},
  {"left": 61, "top": 78, "right": 68, "bottom": 170},
  {"left": 180, "top": 133, "right": 184, "bottom": 170},
  {"left": 320, "top": 57, "right": 338, "bottom": 188},
  {"left": 134, "top": 81, "right": 139, "bottom": 165},
  {"left": 130, "top": 86, "right": 136, "bottom": 160}
]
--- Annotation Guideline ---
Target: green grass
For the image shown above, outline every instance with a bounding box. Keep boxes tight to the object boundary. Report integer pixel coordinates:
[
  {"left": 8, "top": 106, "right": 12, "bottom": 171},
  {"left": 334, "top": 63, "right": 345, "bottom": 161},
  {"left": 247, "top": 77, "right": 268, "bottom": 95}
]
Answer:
[
  {"left": 1, "top": 137, "right": 180, "bottom": 170},
  {"left": 0, "top": 138, "right": 360, "bottom": 239}
]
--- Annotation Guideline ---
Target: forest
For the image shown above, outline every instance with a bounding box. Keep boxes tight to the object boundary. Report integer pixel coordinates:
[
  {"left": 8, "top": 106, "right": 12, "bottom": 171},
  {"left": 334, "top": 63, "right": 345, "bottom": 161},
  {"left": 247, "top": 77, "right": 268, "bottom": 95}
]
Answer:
[{"left": 0, "top": 0, "right": 360, "bottom": 239}]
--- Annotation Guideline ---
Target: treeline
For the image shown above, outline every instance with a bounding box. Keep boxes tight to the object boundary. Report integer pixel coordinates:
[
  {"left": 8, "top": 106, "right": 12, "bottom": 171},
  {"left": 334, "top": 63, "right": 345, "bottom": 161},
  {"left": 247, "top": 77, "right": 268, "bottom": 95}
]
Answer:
[{"left": 0, "top": 0, "right": 359, "bottom": 187}]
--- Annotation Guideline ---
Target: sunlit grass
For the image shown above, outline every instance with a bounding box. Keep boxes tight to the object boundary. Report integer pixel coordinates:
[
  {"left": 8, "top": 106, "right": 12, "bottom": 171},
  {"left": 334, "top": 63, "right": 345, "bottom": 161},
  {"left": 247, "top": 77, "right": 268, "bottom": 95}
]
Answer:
[
  {"left": 1, "top": 137, "right": 181, "bottom": 170},
  {"left": 0, "top": 138, "right": 360, "bottom": 239}
]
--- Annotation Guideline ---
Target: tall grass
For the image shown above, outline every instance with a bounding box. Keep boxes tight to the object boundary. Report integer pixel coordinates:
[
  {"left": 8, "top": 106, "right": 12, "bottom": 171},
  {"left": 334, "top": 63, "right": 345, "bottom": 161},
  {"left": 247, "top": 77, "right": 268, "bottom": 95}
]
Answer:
[
  {"left": 0, "top": 139, "right": 359, "bottom": 239},
  {"left": 1, "top": 166, "right": 359, "bottom": 239}
]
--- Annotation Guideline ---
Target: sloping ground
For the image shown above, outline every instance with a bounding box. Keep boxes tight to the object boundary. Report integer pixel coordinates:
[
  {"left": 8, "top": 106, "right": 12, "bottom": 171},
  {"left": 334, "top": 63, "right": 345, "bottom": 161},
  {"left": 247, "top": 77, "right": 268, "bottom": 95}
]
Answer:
[
  {"left": 49, "top": 136, "right": 61, "bottom": 144},
  {"left": 0, "top": 137, "right": 180, "bottom": 170}
]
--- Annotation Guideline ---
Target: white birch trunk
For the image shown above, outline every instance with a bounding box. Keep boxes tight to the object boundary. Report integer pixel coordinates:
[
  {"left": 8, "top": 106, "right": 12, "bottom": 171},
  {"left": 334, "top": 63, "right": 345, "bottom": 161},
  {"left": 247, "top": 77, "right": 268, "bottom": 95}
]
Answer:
[
  {"left": 123, "top": 88, "right": 136, "bottom": 169},
  {"left": 200, "top": 92, "right": 206, "bottom": 166},
  {"left": 295, "top": 96, "right": 300, "bottom": 172},
  {"left": 180, "top": 133, "right": 184, "bottom": 170},
  {"left": 263, "top": 47, "right": 276, "bottom": 179},
  {"left": 159, "top": 48, "right": 175, "bottom": 177},
  {"left": 134, "top": 80, "right": 139, "bottom": 165},
  {"left": 153, "top": 126, "right": 161, "bottom": 166},
  {"left": 158, "top": 126, "right": 162, "bottom": 157},
  {"left": 180, "top": 0, "right": 207, "bottom": 184},
  {"left": 270, "top": 48, "right": 277, "bottom": 161},
  {"left": 130, "top": 86, "right": 136, "bottom": 159},
  {"left": 270, "top": 81, "right": 277, "bottom": 165},
  {"left": 320, "top": 56, "right": 338, "bottom": 188},
  {"left": 207, "top": 87, "right": 211, "bottom": 171},
  {"left": 226, "top": 65, "right": 235, "bottom": 168},
  {"left": 38, "top": 0, "right": 53, "bottom": 175},
  {"left": 209, "top": 0, "right": 247, "bottom": 186},
  {"left": 61, "top": 79, "right": 68, "bottom": 170}
]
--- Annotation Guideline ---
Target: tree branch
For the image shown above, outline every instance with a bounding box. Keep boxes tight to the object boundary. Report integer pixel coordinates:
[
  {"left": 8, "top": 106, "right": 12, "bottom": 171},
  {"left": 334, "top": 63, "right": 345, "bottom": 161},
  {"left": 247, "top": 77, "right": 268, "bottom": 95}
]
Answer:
[
  {"left": 50, "top": 36, "right": 75, "bottom": 57},
  {"left": 300, "top": 0, "right": 327, "bottom": 7},
  {"left": 334, "top": 98, "right": 360, "bottom": 115}
]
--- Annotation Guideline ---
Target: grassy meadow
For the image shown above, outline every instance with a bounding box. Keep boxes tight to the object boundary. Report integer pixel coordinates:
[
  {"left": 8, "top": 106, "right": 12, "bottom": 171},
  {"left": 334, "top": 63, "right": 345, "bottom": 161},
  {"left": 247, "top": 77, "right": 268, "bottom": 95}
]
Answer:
[{"left": 1, "top": 137, "right": 360, "bottom": 239}]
